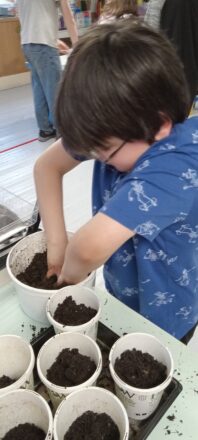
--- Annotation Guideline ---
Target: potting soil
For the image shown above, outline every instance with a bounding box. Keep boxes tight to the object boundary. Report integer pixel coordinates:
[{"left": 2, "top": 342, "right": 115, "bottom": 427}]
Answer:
[
  {"left": 0, "top": 375, "right": 16, "bottom": 388},
  {"left": 16, "top": 251, "right": 68, "bottom": 289},
  {"left": 114, "top": 348, "right": 167, "bottom": 388},
  {"left": 2, "top": 423, "right": 45, "bottom": 440},
  {"left": 54, "top": 295, "right": 97, "bottom": 325},
  {"left": 64, "top": 410, "right": 120, "bottom": 440},
  {"left": 46, "top": 348, "right": 96, "bottom": 386}
]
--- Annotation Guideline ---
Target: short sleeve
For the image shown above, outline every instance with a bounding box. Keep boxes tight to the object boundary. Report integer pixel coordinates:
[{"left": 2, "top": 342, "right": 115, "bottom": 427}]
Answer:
[{"left": 100, "top": 157, "right": 195, "bottom": 242}]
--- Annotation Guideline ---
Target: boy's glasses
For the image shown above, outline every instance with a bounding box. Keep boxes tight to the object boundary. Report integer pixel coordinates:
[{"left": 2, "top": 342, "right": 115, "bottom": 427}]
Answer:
[{"left": 89, "top": 140, "right": 127, "bottom": 163}]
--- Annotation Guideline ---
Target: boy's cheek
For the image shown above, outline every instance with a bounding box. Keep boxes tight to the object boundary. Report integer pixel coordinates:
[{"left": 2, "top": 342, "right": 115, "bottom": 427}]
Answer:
[{"left": 110, "top": 159, "right": 134, "bottom": 172}]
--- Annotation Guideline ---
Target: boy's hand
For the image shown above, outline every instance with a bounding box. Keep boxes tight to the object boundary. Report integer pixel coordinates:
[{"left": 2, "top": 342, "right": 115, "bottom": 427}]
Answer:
[
  {"left": 47, "top": 241, "right": 67, "bottom": 279},
  {"left": 57, "top": 254, "right": 89, "bottom": 286}
]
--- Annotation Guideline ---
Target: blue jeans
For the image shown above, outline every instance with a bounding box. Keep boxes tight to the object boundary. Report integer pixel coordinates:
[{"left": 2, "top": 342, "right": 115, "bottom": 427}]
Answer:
[{"left": 23, "top": 44, "right": 61, "bottom": 132}]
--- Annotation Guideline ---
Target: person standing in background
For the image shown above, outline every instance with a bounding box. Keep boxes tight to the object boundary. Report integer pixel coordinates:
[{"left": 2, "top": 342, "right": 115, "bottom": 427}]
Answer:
[
  {"left": 17, "top": 0, "right": 78, "bottom": 142},
  {"left": 144, "top": 0, "right": 165, "bottom": 29},
  {"left": 99, "top": 0, "right": 138, "bottom": 23},
  {"left": 145, "top": 0, "right": 198, "bottom": 110},
  {"left": 160, "top": 0, "right": 198, "bottom": 110}
]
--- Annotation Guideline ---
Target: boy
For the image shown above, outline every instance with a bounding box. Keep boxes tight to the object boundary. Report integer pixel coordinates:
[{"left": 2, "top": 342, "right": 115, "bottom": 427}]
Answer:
[{"left": 34, "top": 21, "right": 198, "bottom": 342}]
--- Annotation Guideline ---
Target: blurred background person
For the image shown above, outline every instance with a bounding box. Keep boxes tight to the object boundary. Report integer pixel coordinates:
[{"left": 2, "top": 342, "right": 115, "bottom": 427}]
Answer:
[
  {"left": 145, "top": 0, "right": 198, "bottom": 110},
  {"left": 160, "top": 0, "right": 198, "bottom": 109},
  {"left": 17, "top": 0, "right": 78, "bottom": 142},
  {"left": 99, "top": 0, "right": 138, "bottom": 23},
  {"left": 144, "top": 0, "right": 165, "bottom": 29}
]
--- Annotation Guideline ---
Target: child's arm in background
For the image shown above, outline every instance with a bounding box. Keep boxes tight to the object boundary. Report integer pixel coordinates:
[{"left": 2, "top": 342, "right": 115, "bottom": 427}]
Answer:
[
  {"left": 60, "top": 0, "right": 78, "bottom": 46},
  {"left": 34, "top": 139, "right": 80, "bottom": 277},
  {"left": 58, "top": 210, "right": 135, "bottom": 285}
]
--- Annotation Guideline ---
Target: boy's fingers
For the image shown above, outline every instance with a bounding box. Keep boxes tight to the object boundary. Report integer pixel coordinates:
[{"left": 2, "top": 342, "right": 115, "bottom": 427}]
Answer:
[
  {"left": 46, "top": 269, "right": 54, "bottom": 278},
  {"left": 57, "top": 273, "right": 64, "bottom": 285},
  {"left": 47, "top": 267, "right": 59, "bottom": 279}
]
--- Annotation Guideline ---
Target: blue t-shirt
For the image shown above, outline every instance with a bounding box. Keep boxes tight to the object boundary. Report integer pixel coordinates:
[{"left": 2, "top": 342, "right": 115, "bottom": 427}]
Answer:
[{"left": 92, "top": 116, "right": 198, "bottom": 338}]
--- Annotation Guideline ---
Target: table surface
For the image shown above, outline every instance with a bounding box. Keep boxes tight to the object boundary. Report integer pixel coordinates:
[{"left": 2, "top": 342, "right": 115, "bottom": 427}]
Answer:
[{"left": 0, "top": 268, "right": 198, "bottom": 439}]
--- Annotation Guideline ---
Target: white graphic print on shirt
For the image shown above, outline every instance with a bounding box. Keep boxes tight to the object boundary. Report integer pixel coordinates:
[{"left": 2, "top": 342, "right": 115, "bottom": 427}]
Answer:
[
  {"left": 128, "top": 180, "right": 157, "bottom": 211},
  {"left": 192, "top": 130, "right": 198, "bottom": 143},
  {"left": 135, "top": 221, "right": 160, "bottom": 236},
  {"left": 176, "top": 306, "right": 192, "bottom": 319},
  {"left": 182, "top": 169, "right": 198, "bottom": 189},
  {"left": 159, "top": 143, "right": 176, "bottom": 151},
  {"left": 175, "top": 267, "right": 196, "bottom": 286},
  {"left": 149, "top": 291, "right": 175, "bottom": 306},
  {"left": 144, "top": 249, "right": 178, "bottom": 265},
  {"left": 115, "top": 249, "right": 135, "bottom": 267},
  {"left": 176, "top": 224, "right": 198, "bottom": 243}
]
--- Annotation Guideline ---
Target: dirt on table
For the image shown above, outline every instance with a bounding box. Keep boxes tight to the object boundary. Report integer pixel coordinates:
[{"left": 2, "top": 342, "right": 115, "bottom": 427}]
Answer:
[
  {"left": 2, "top": 423, "right": 46, "bottom": 440},
  {"left": 114, "top": 348, "right": 167, "bottom": 389},
  {"left": 0, "top": 375, "right": 17, "bottom": 388},
  {"left": 16, "top": 251, "right": 68, "bottom": 290},
  {"left": 64, "top": 410, "right": 120, "bottom": 440},
  {"left": 54, "top": 295, "right": 97, "bottom": 326},
  {"left": 46, "top": 348, "right": 96, "bottom": 387}
]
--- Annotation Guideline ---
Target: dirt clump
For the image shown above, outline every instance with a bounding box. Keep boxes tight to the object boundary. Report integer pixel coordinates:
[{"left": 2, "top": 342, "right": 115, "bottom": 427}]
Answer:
[
  {"left": 2, "top": 423, "right": 46, "bottom": 440},
  {"left": 0, "top": 375, "right": 17, "bottom": 388},
  {"left": 114, "top": 348, "right": 167, "bottom": 388},
  {"left": 54, "top": 295, "right": 97, "bottom": 325},
  {"left": 16, "top": 251, "right": 67, "bottom": 289},
  {"left": 64, "top": 411, "right": 120, "bottom": 440},
  {"left": 46, "top": 348, "right": 96, "bottom": 386}
]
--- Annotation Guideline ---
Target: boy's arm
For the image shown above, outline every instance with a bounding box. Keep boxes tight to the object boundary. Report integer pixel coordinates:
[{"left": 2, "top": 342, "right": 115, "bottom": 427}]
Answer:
[
  {"left": 60, "top": 0, "right": 78, "bottom": 45},
  {"left": 58, "top": 211, "right": 135, "bottom": 284},
  {"left": 34, "top": 138, "right": 80, "bottom": 276}
]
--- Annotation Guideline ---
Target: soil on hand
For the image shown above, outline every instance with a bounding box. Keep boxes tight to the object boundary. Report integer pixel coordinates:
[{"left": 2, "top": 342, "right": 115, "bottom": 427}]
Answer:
[
  {"left": 64, "top": 411, "right": 120, "bottom": 440},
  {"left": 54, "top": 295, "right": 97, "bottom": 326},
  {"left": 16, "top": 251, "right": 68, "bottom": 289},
  {"left": 46, "top": 348, "right": 96, "bottom": 386},
  {"left": 114, "top": 348, "right": 167, "bottom": 388},
  {"left": 2, "top": 423, "right": 46, "bottom": 440},
  {"left": 0, "top": 375, "right": 16, "bottom": 388}
]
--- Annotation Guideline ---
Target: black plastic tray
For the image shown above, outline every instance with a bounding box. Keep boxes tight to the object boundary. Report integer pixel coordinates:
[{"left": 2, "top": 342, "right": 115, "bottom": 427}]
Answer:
[{"left": 31, "top": 322, "right": 182, "bottom": 440}]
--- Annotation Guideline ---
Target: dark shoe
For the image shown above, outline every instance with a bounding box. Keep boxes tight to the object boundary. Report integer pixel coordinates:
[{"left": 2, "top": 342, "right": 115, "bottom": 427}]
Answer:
[{"left": 38, "top": 129, "right": 56, "bottom": 142}]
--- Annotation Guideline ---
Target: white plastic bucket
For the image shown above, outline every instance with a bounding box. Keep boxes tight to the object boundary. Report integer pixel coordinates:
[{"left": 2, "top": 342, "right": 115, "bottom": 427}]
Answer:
[
  {"left": 6, "top": 230, "right": 96, "bottom": 324},
  {"left": 0, "top": 389, "right": 53, "bottom": 440},
  {"left": 109, "top": 332, "right": 174, "bottom": 421},
  {"left": 0, "top": 335, "right": 35, "bottom": 396},
  {"left": 46, "top": 285, "right": 102, "bottom": 340},
  {"left": 54, "top": 386, "right": 130, "bottom": 440},
  {"left": 37, "top": 332, "right": 102, "bottom": 409}
]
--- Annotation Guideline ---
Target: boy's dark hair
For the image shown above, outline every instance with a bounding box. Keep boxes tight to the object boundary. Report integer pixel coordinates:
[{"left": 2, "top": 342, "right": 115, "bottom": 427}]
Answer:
[{"left": 56, "top": 20, "right": 190, "bottom": 156}]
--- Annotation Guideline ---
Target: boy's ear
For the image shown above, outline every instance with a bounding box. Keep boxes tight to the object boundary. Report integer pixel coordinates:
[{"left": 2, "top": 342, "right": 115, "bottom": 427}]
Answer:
[{"left": 154, "top": 117, "right": 172, "bottom": 141}]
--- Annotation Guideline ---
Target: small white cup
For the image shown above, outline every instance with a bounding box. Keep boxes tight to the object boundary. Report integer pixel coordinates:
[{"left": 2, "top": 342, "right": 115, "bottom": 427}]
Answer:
[
  {"left": 109, "top": 332, "right": 174, "bottom": 421},
  {"left": 0, "top": 389, "right": 53, "bottom": 440},
  {"left": 6, "top": 230, "right": 96, "bottom": 324},
  {"left": 0, "top": 335, "right": 35, "bottom": 396},
  {"left": 54, "top": 386, "right": 129, "bottom": 440},
  {"left": 37, "top": 332, "right": 102, "bottom": 409},
  {"left": 46, "top": 285, "right": 102, "bottom": 340}
]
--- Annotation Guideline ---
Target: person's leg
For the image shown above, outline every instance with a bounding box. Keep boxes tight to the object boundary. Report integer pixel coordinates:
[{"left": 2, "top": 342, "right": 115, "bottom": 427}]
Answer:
[
  {"left": 22, "top": 44, "right": 54, "bottom": 134},
  {"left": 34, "top": 45, "right": 62, "bottom": 131},
  {"left": 180, "top": 323, "right": 197, "bottom": 345},
  {"left": 31, "top": 69, "right": 56, "bottom": 136}
]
